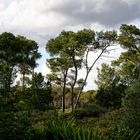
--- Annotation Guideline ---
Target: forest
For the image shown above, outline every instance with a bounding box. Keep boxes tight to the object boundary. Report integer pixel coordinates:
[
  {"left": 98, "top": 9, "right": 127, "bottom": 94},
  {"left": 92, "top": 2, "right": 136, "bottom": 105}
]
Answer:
[{"left": 0, "top": 24, "right": 140, "bottom": 140}]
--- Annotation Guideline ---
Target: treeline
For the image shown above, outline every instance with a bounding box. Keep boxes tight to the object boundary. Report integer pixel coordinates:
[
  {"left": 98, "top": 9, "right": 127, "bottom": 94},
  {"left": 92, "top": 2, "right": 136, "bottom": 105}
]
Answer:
[{"left": 0, "top": 24, "right": 140, "bottom": 139}]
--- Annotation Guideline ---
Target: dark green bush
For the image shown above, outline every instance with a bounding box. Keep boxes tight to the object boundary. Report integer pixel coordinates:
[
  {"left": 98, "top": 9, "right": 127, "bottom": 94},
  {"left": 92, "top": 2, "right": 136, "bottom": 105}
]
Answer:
[
  {"left": 93, "top": 108, "right": 126, "bottom": 135},
  {"left": 14, "top": 88, "right": 53, "bottom": 111},
  {"left": 73, "top": 103, "right": 106, "bottom": 119},
  {"left": 122, "top": 81, "right": 140, "bottom": 130},
  {"left": 0, "top": 111, "right": 139, "bottom": 140},
  {"left": 0, "top": 111, "right": 32, "bottom": 140},
  {"left": 95, "top": 85, "right": 124, "bottom": 109}
]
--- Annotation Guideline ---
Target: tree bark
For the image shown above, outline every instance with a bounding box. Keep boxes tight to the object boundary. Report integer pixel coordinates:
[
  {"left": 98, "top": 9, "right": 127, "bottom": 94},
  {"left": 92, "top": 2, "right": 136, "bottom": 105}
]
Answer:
[
  {"left": 62, "top": 70, "right": 68, "bottom": 113},
  {"left": 71, "top": 53, "right": 78, "bottom": 112}
]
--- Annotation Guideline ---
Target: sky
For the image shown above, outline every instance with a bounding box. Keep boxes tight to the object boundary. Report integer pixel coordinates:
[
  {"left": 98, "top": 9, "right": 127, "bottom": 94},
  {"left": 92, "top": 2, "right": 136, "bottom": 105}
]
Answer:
[{"left": 0, "top": 0, "right": 140, "bottom": 90}]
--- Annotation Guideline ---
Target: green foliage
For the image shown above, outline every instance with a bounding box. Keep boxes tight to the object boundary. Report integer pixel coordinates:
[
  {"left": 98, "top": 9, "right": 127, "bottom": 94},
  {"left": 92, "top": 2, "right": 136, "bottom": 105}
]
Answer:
[
  {"left": 118, "top": 24, "right": 140, "bottom": 81},
  {"left": 95, "top": 64, "right": 126, "bottom": 108},
  {"left": 1, "top": 25, "right": 140, "bottom": 140},
  {"left": 46, "top": 29, "right": 95, "bottom": 111},
  {"left": 92, "top": 107, "right": 140, "bottom": 140},
  {"left": 14, "top": 88, "right": 53, "bottom": 111},
  {"left": 80, "top": 90, "right": 96, "bottom": 105},
  {"left": 122, "top": 81, "right": 140, "bottom": 130},
  {"left": 0, "top": 111, "right": 32, "bottom": 140},
  {"left": 95, "top": 63, "right": 118, "bottom": 88},
  {"left": 31, "top": 117, "right": 140, "bottom": 140},
  {"left": 93, "top": 108, "right": 126, "bottom": 135},
  {"left": 31, "top": 118, "right": 105, "bottom": 140},
  {"left": 73, "top": 103, "right": 106, "bottom": 119},
  {"left": 0, "top": 32, "right": 41, "bottom": 93},
  {"left": 0, "top": 32, "right": 18, "bottom": 94},
  {"left": 112, "top": 49, "right": 140, "bottom": 84},
  {"left": 94, "top": 30, "right": 117, "bottom": 49},
  {"left": 119, "top": 24, "right": 140, "bottom": 52},
  {"left": 95, "top": 86, "right": 124, "bottom": 109},
  {"left": 30, "top": 72, "right": 46, "bottom": 88}
]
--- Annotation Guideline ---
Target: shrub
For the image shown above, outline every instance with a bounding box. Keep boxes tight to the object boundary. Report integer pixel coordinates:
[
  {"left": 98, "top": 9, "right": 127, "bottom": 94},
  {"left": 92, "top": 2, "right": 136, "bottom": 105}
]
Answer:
[
  {"left": 73, "top": 103, "right": 106, "bottom": 119},
  {"left": 122, "top": 81, "right": 140, "bottom": 130},
  {"left": 0, "top": 111, "right": 32, "bottom": 140},
  {"left": 93, "top": 108, "right": 126, "bottom": 135},
  {"left": 95, "top": 86, "right": 124, "bottom": 109},
  {"left": 14, "top": 88, "right": 53, "bottom": 111},
  {"left": 32, "top": 118, "right": 105, "bottom": 140}
]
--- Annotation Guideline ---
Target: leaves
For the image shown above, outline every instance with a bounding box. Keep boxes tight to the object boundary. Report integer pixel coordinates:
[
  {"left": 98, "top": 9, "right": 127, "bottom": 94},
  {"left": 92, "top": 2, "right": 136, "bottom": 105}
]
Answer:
[{"left": 119, "top": 24, "right": 140, "bottom": 53}]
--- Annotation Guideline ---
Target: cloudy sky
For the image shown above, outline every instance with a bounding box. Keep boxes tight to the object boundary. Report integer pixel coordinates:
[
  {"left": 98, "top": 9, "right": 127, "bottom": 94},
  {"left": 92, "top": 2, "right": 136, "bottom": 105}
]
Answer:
[{"left": 0, "top": 0, "right": 140, "bottom": 90}]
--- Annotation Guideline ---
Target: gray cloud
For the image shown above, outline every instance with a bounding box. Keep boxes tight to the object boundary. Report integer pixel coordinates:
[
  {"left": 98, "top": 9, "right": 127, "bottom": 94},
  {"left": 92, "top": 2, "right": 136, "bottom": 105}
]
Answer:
[
  {"left": 1, "top": 0, "right": 140, "bottom": 39},
  {"left": 46, "top": 0, "right": 140, "bottom": 27}
]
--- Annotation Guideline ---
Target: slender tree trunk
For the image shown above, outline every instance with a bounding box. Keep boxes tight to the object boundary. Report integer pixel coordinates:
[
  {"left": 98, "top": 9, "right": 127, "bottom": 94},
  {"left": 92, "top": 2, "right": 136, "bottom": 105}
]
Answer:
[
  {"left": 74, "top": 48, "right": 107, "bottom": 109},
  {"left": 74, "top": 69, "right": 89, "bottom": 109},
  {"left": 71, "top": 86, "right": 74, "bottom": 111},
  {"left": 62, "top": 70, "right": 68, "bottom": 113},
  {"left": 71, "top": 54, "right": 78, "bottom": 112}
]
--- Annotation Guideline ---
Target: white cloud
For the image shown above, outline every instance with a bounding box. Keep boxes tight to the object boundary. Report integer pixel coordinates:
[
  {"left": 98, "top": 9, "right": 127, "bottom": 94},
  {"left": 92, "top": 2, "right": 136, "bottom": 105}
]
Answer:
[
  {"left": 1, "top": 0, "right": 140, "bottom": 36},
  {"left": 0, "top": 0, "right": 66, "bottom": 35},
  {"left": 0, "top": 0, "right": 5, "bottom": 10}
]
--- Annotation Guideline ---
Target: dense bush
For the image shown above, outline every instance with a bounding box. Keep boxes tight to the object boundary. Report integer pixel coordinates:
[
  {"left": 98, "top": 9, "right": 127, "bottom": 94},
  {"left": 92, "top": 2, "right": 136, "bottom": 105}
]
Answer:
[
  {"left": 122, "top": 81, "right": 140, "bottom": 130},
  {"left": 14, "top": 88, "right": 53, "bottom": 111},
  {"left": 0, "top": 111, "right": 33, "bottom": 140},
  {"left": 93, "top": 108, "right": 126, "bottom": 135},
  {"left": 95, "top": 63, "right": 126, "bottom": 109},
  {"left": 95, "top": 85, "right": 124, "bottom": 109},
  {"left": 82, "top": 108, "right": 140, "bottom": 139},
  {"left": 0, "top": 109, "right": 140, "bottom": 140},
  {"left": 73, "top": 103, "right": 106, "bottom": 119}
]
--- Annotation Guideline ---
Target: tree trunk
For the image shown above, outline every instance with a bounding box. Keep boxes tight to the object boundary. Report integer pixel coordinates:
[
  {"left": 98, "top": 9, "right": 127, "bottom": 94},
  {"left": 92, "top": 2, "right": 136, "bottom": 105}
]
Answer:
[
  {"left": 74, "top": 70, "right": 89, "bottom": 109},
  {"left": 62, "top": 70, "right": 68, "bottom": 113},
  {"left": 71, "top": 54, "right": 78, "bottom": 112},
  {"left": 74, "top": 48, "right": 106, "bottom": 109},
  {"left": 71, "top": 87, "right": 74, "bottom": 111}
]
